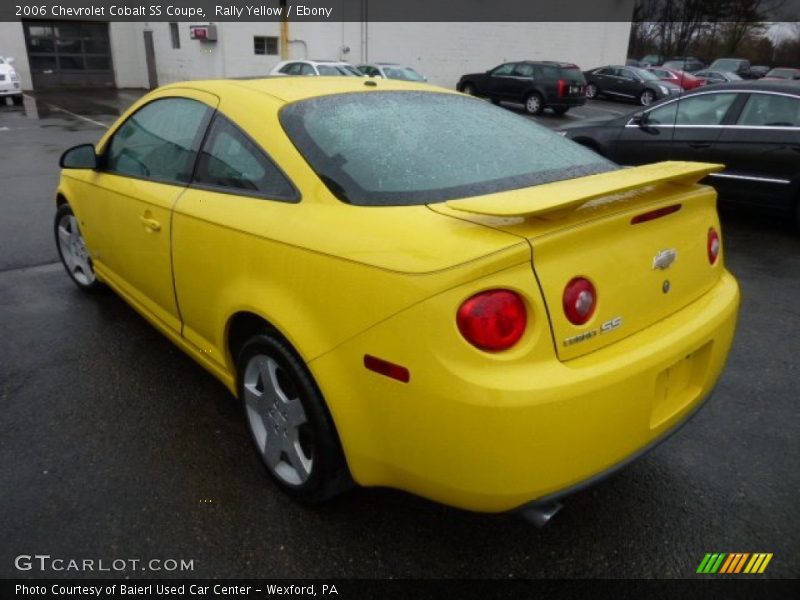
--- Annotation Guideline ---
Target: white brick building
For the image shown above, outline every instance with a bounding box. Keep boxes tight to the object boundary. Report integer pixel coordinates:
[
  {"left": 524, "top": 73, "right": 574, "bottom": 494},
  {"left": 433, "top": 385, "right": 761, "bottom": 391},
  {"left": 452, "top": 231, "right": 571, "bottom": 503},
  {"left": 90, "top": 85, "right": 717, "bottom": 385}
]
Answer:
[{"left": 0, "top": 18, "right": 633, "bottom": 92}]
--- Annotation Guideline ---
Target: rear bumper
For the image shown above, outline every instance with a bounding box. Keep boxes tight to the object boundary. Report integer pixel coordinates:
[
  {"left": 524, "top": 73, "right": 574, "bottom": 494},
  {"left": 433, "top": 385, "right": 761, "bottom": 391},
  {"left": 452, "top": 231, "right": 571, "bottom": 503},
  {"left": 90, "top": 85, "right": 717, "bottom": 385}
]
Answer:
[
  {"left": 311, "top": 267, "right": 739, "bottom": 512},
  {"left": 549, "top": 96, "right": 586, "bottom": 108}
]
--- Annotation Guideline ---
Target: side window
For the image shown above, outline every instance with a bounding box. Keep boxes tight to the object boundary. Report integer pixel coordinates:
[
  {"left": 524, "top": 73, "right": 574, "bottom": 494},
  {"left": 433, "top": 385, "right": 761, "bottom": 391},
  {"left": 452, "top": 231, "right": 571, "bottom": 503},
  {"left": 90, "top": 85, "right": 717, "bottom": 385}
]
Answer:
[
  {"left": 595, "top": 68, "right": 611, "bottom": 75},
  {"left": 281, "top": 63, "right": 300, "bottom": 75},
  {"left": 491, "top": 63, "right": 515, "bottom": 77},
  {"left": 540, "top": 65, "right": 559, "bottom": 79},
  {"left": 105, "top": 98, "right": 209, "bottom": 183},
  {"left": 300, "top": 64, "right": 316, "bottom": 76},
  {"left": 737, "top": 94, "right": 800, "bottom": 127},
  {"left": 193, "top": 115, "right": 297, "bottom": 201},
  {"left": 513, "top": 63, "right": 534, "bottom": 77},
  {"left": 646, "top": 93, "right": 737, "bottom": 126}
]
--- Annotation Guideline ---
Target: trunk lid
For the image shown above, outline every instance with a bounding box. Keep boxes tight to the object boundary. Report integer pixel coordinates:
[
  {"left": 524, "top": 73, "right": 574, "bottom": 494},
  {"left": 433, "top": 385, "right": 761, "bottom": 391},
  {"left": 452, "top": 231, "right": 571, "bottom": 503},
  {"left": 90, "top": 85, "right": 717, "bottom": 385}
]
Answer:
[{"left": 430, "top": 161, "right": 725, "bottom": 360}]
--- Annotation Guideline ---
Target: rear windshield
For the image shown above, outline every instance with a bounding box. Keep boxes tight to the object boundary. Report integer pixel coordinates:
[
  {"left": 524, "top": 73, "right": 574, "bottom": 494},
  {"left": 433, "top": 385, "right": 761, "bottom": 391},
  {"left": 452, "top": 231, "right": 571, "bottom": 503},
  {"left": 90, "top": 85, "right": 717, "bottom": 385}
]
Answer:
[
  {"left": 280, "top": 91, "right": 615, "bottom": 206},
  {"left": 558, "top": 67, "right": 585, "bottom": 83},
  {"left": 711, "top": 59, "right": 745, "bottom": 71}
]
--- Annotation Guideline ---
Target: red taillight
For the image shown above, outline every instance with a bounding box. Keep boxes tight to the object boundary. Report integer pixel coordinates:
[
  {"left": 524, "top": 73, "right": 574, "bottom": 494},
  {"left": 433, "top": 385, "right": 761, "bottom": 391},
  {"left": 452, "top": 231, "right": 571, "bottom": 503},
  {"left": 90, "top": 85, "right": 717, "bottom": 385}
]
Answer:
[
  {"left": 707, "top": 227, "right": 720, "bottom": 264},
  {"left": 557, "top": 79, "right": 566, "bottom": 98},
  {"left": 563, "top": 277, "right": 596, "bottom": 325},
  {"left": 457, "top": 290, "right": 527, "bottom": 351}
]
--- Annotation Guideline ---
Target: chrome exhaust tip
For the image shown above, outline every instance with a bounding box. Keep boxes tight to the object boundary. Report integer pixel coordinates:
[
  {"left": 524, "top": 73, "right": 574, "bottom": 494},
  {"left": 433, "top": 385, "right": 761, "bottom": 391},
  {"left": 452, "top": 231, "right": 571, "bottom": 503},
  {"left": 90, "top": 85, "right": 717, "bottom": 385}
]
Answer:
[{"left": 519, "top": 500, "right": 563, "bottom": 527}]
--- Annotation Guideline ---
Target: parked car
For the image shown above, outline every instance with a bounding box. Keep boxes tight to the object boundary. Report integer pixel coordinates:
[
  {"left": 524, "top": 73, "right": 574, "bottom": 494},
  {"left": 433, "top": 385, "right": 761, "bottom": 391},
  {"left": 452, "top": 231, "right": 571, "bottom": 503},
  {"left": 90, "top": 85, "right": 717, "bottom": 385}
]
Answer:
[
  {"left": 694, "top": 70, "right": 743, "bottom": 84},
  {"left": 53, "top": 77, "right": 739, "bottom": 517},
  {"left": 662, "top": 58, "right": 706, "bottom": 73},
  {"left": 0, "top": 56, "right": 22, "bottom": 105},
  {"left": 708, "top": 58, "right": 754, "bottom": 79},
  {"left": 270, "top": 60, "right": 363, "bottom": 77},
  {"left": 647, "top": 66, "right": 705, "bottom": 90},
  {"left": 357, "top": 62, "right": 427, "bottom": 82},
  {"left": 584, "top": 65, "right": 683, "bottom": 105},
  {"left": 456, "top": 61, "right": 587, "bottom": 115},
  {"left": 763, "top": 67, "right": 800, "bottom": 81},
  {"left": 558, "top": 81, "right": 800, "bottom": 227},
  {"left": 751, "top": 65, "right": 771, "bottom": 78},
  {"left": 625, "top": 58, "right": 642, "bottom": 67}
]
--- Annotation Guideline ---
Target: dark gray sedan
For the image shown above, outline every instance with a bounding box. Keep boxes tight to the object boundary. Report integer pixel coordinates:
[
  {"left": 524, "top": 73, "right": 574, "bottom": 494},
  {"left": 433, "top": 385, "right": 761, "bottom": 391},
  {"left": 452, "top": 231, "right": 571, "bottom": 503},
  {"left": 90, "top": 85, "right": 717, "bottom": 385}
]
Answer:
[{"left": 558, "top": 81, "right": 800, "bottom": 227}]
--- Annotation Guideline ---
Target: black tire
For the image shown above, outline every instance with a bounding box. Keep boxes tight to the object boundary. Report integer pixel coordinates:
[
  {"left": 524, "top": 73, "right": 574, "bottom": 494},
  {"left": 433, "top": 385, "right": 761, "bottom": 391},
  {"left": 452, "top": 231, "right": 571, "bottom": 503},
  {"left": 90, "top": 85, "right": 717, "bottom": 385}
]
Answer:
[
  {"left": 54, "top": 203, "right": 104, "bottom": 293},
  {"left": 461, "top": 83, "right": 476, "bottom": 96},
  {"left": 585, "top": 83, "right": 599, "bottom": 99},
  {"left": 552, "top": 106, "right": 570, "bottom": 115},
  {"left": 12, "top": 95, "right": 24, "bottom": 106},
  {"left": 237, "top": 333, "right": 352, "bottom": 504},
  {"left": 640, "top": 89, "right": 656, "bottom": 106},
  {"left": 490, "top": 98, "right": 501, "bottom": 105},
  {"left": 524, "top": 92, "right": 545, "bottom": 115}
]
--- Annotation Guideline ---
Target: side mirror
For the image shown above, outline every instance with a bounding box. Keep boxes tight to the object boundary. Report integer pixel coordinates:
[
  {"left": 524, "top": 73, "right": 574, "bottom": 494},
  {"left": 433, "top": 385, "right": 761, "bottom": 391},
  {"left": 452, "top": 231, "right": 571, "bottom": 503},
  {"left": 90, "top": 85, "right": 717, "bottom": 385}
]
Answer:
[
  {"left": 631, "top": 112, "right": 648, "bottom": 127},
  {"left": 60, "top": 144, "right": 97, "bottom": 169}
]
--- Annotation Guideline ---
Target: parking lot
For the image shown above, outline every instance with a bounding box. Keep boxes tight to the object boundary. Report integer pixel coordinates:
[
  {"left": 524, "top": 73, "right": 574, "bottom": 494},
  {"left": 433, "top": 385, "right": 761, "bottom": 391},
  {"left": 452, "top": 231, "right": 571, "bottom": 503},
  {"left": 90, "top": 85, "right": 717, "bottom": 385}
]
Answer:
[{"left": 1, "top": 89, "right": 798, "bottom": 579}]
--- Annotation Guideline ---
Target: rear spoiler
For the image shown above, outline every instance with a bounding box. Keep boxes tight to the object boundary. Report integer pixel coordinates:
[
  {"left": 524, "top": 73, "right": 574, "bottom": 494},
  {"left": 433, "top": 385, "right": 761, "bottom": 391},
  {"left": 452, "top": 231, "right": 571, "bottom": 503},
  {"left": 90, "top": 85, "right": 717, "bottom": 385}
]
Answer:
[{"left": 444, "top": 161, "right": 724, "bottom": 218}]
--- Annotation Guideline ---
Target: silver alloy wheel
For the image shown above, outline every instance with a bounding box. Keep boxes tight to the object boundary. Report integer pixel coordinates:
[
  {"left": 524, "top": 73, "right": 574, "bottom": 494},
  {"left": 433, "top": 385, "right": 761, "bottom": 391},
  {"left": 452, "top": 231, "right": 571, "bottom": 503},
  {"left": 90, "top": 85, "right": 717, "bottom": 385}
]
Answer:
[
  {"left": 243, "top": 354, "right": 313, "bottom": 486},
  {"left": 57, "top": 213, "right": 96, "bottom": 286},
  {"left": 586, "top": 84, "right": 598, "bottom": 99},
  {"left": 641, "top": 90, "right": 655, "bottom": 106},
  {"left": 526, "top": 95, "right": 541, "bottom": 113}
]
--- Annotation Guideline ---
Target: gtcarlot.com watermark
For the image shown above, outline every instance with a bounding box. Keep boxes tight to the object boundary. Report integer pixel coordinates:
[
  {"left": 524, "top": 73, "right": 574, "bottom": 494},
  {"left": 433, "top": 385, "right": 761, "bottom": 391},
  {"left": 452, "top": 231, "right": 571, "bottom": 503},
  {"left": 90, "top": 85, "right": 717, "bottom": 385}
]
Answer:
[{"left": 14, "top": 554, "right": 194, "bottom": 573}]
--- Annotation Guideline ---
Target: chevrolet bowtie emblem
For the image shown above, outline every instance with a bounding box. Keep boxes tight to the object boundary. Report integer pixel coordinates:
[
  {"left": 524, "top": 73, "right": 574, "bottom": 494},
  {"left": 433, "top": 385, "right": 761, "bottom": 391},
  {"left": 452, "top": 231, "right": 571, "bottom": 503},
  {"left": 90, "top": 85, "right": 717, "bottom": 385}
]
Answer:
[{"left": 653, "top": 249, "right": 678, "bottom": 270}]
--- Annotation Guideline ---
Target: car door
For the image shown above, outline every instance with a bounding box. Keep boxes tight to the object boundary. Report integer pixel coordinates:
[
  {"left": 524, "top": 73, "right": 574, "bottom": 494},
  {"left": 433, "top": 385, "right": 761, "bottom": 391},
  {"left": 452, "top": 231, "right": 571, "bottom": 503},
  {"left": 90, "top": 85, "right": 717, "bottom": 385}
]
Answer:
[
  {"left": 711, "top": 91, "right": 800, "bottom": 212},
  {"left": 616, "top": 68, "right": 644, "bottom": 99},
  {"left": 590, "top": 67, "right": 615, "bottom": 95},
  {"left": 669, "top": 91, "right": 739, "bottom": 163},
  {"left": 508, "top": 62, "right": 535, "bottom": 101},
  {"left": 610, "top": 99, "right": 677, "bottom": 164},
  {"left": 483, "top": 63, "right": 517, "bottom": 99},
  {"left": 87, "top": 91, "right": 217, "bottom": 333},
  {"left": 171, "top": 113, "right": 299, "bottom": 369}
]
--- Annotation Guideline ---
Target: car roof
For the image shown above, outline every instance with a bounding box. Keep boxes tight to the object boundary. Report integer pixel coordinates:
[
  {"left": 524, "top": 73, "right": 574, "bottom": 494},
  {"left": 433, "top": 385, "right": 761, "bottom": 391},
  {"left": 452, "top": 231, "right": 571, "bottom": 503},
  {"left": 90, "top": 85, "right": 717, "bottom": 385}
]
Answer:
[
  {"left": 161, "top": 77, "right": 447, "bottom": 104},
  {"left": 683, "top": 80, "right": 800, "bottom": 95}
]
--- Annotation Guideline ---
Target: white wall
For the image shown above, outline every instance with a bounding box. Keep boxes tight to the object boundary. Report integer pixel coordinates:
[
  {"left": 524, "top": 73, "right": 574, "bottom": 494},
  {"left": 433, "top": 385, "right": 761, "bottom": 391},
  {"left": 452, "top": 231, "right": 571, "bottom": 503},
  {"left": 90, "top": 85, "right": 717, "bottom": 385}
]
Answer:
[
  {"left": 364, "top": 22, "right": 633, "bottom": 88},
  {"left": 109, "top": 22, "right": 148, "bottom": 88},
  {"left": 0, "top": 22, "right": 33, "bottom": 91}
]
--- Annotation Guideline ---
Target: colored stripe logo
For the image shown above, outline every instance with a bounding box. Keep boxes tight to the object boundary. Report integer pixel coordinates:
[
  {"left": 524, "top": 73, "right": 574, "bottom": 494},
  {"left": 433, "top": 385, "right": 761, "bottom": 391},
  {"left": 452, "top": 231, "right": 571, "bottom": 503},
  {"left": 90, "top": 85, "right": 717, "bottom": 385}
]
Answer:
[{"left": 697, "top": 553, "right": 773, "bottom": 574}]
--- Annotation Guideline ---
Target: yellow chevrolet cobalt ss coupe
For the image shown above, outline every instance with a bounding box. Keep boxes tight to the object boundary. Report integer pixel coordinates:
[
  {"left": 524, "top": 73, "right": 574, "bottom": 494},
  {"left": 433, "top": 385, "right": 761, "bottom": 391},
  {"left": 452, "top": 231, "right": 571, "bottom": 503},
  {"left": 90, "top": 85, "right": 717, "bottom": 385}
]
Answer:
[{"left": 54, "top": 78, "right": 739, "bottom": 522}]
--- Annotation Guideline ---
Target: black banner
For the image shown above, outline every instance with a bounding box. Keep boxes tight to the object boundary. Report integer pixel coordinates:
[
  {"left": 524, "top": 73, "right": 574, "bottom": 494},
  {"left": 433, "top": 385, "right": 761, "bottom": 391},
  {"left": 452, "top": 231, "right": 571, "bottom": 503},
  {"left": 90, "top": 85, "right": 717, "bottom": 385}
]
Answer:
[{"left": 3, "top": 0, "right": 799, "bottom": 23}]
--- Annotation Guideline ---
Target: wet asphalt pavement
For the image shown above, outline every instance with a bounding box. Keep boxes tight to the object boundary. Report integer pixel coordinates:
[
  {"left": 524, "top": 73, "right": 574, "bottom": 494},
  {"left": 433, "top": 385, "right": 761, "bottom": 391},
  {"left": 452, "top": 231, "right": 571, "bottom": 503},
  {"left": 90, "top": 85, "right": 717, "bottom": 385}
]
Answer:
[{"left": 0, "top": 90, "right": 798, "bottom": 579}]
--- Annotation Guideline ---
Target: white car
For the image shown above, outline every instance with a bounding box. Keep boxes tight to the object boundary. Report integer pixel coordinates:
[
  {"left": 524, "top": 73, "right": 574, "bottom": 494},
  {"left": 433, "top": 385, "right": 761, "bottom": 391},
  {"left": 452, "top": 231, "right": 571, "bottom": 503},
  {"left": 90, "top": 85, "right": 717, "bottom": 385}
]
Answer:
[
  {"left": 270, "top": 59, "right": 364, "bottom": 77},
  {"left": 357, "top": 62, "right": 427, "bottom": 82},
  {"left": 0, "top": 56, "right": 22, "bottom": 105}
]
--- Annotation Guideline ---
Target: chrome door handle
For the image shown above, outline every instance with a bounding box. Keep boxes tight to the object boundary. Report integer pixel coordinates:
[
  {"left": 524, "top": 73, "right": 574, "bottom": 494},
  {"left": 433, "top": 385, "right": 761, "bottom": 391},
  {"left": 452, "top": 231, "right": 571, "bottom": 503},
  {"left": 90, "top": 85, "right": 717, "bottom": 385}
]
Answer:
[{"left": 139, "top": 216, "right": 161, "bottom": 231}]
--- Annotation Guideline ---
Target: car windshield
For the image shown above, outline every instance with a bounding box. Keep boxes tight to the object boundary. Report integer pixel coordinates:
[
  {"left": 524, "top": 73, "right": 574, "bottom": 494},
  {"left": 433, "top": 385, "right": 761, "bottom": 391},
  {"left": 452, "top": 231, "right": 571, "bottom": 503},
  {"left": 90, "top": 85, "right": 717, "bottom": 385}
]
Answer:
[
  {"left": 280, "top": 91, "right": 615, "bottom": 206},
  {"left": 383, "top": 66, "right": 425, "bottom": 81},
  {"left": 767, "top": 69, "right": 793, "bottom": 78},
  {"left": 317, "top": 65, "right": 361, "bottom": 76},
  {"left": 632, "top": 68, "right": 660, "bottom": 81},
  {"left": 0, "top": 58, "right": 5, "bottom": 64},
  {"left": 726, "top": 72, "right": 743, "bottom": 80}
]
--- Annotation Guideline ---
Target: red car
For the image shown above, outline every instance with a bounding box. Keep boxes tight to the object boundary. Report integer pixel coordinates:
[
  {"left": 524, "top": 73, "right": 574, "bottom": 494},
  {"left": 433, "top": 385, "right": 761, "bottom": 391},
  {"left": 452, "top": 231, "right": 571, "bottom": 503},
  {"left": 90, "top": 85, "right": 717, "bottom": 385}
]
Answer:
[{"left": 646, "top": 66, "right": 705, "bottom": 90}]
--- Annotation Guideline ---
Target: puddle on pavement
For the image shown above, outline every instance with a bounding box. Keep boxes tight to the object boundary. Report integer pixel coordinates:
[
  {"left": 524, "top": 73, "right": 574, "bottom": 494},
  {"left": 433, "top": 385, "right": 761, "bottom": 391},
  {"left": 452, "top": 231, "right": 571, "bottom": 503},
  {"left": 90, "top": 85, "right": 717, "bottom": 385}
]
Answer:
[{"left": 1, "top": 89, "right": 146, "bottom": 125}]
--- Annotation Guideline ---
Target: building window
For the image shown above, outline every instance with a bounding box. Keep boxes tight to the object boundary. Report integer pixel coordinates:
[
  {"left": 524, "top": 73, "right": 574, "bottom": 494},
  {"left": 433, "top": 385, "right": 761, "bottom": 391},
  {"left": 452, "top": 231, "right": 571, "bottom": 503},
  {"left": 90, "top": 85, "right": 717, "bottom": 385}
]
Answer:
[
  {"left": 254, "top": 36, "right": 278, "bottom": 56},
  {"left": 169, "top": 22, "right": 180, "bottom": 49}
]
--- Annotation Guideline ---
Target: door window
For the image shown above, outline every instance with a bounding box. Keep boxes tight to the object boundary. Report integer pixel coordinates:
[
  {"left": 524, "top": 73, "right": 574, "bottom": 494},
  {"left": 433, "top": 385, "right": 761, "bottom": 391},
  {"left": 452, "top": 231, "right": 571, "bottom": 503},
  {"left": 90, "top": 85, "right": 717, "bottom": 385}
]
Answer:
[
  {"left": 105, "top": 97, "right": 209, "bottom": 183},
  {"left": 193, "top": 115, "right": 297, "bottom": 201},
  {"left": 491, "top": 63, "right": 515, "bottom": 76},
  {"left": 300, "top": 64, "right": 316, "bottom": 75},
  {"left": 737, "top": 93, "right": 800, "bottom": 127},
  {"left": 646, "top": 93, "right": 737, "bottom": 126},
  {"left": 513, "top": 63, "right": 534, "bottom": 77}
]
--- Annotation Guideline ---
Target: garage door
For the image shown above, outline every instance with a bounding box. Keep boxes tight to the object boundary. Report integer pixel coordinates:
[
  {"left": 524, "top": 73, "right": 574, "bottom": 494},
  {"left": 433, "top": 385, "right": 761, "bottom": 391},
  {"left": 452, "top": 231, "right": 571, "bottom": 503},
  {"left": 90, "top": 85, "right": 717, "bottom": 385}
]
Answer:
[{"left": 23, "top": 21, "right": 115, "bottom": 89}]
